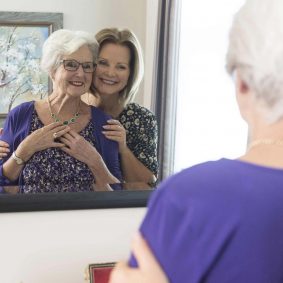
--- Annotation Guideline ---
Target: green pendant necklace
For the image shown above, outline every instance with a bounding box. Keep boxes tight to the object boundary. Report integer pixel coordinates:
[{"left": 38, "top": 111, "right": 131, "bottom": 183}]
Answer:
[{"left": 47, "top": 96, "right": 81, "bottom": 125}]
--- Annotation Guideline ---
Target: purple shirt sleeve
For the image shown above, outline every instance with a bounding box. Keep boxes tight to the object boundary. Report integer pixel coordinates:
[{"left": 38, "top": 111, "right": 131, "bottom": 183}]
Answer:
[
  {"left": 90, "top": 106, "right": 122, "bottom": 189},
  {"left": 0, "top": 102, "right": 33, "bottom": 188},
  {"left": 129, "top": 159, "right": 283, "bottom": 282}
]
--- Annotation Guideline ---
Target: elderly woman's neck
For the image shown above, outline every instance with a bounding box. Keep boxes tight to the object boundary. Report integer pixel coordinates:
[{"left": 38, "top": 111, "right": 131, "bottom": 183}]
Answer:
[
  {"left": 48, "top": 92, "right": 81, "bottom": 114},
  {"left": 248, "top": 117, "right": 283, "bottom": 143}
]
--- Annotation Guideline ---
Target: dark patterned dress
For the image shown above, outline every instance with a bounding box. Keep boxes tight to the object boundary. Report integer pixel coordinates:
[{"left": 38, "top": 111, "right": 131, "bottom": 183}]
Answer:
[
  {"left": 118, "top": 103, "right": 158, "bottom": 176},
  {"left": 21, "top": 110, "right": 96, "bottom": 193}
]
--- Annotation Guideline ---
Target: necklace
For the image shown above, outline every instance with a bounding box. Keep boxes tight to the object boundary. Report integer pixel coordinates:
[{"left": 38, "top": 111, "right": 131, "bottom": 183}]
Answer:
[
  {"left": 47, "top": 96, "right": 81, "bottom": 125},
  {"left": 248, "top": 139, "right": 283, "bottom": 150}
]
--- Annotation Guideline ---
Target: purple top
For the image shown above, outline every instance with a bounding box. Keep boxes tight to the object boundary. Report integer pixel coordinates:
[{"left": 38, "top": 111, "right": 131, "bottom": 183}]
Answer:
[
  {"left": 131, "top": 158, "right": 283, "bottom": 282},
  {"left": 0, "top": 101, "right": 122, "bottom": 192}
]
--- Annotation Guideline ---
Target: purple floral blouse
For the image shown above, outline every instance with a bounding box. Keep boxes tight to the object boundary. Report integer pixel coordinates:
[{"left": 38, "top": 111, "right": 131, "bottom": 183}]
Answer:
[{"left": 22, "top": 110, "right": 96, "bottom": 193}]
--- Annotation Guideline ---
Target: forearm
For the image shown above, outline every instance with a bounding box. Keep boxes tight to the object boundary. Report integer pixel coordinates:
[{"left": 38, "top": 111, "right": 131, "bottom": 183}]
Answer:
[
  {"left": 2, "top": 142, "right": 33, "bottom": 181},
  {"left": 87, "top": 154, "right": 120, "bottom": 188},
  {"left": 3, "top": 156, "right": 24, "bottom": 181},
  {"left": 120, "top": 147, "right": 156, "bottom": 188}
]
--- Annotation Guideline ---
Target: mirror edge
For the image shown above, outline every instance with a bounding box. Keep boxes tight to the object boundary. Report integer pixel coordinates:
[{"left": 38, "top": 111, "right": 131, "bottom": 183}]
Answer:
[{"left": 0, "top": 191, "right": 153, "bottom": 213}]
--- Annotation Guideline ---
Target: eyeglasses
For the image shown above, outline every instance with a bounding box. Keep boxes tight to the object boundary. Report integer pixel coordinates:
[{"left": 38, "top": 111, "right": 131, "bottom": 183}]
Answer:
[{"left": 60, "top": 59, "right": 96, "bottom": 73}]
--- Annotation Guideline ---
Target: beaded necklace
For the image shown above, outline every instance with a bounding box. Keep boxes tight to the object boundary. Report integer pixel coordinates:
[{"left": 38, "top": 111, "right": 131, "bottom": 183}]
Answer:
[
  {"left": 248, "top": 139, "right": 283, "bottom": 150},
  {"left": 47, "top": 96, "right": 81, "bottom": 125}
]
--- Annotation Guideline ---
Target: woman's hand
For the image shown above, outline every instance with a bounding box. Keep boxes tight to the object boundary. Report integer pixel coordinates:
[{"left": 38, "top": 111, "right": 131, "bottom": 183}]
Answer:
[
  {"left": 60, "top": 129, "right": 119, "bottom": 189},
  {"left": 109, "top": 232, "right": 169, "bottom": 283},
  {"left": 0, "top": 128, "right": 10, "bottom": 159},
  {"left": 2, "top": 123, "right": 70, "bottom": 181},
  {"left": 59, "top": 129, "right": 98, "bottom": 164},
  {"left": 17, "top": 122, "right": 70, "bottom": 161},
  {"left": 102, "top": 119, "right": 127, "bottom": 153},
  {"left": 0, "top": 140, "right": 10, "bottom": 159}
]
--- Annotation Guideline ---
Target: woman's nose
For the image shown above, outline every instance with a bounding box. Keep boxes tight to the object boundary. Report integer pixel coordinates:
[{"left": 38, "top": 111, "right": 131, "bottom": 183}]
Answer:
[
  {"left": 75, "top": 65, "right": 85, "bottom": 76},
  {"left": 105, "top": 66, "right": 116, "bottom": 77}
]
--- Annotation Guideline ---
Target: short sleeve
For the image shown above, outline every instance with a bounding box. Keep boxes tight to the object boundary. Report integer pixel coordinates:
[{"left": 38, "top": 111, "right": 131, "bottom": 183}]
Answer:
[
  {"left": 128, "top": 178, "right": 188, "bottom": 282},
  {"left": 119, "top": 103, "right": 158, "bottom": 176},
  {"left": 128, "top": 166, "right": 243, "bottom": 283}
]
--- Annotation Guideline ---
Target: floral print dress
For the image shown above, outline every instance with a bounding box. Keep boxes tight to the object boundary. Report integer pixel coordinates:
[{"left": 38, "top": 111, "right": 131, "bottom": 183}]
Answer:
[
  {"left": 21, "top": 110, "right": 96, "bottom": 193},
  {"left": 118, "top": 103, "right": 158, "bottom": 177}
]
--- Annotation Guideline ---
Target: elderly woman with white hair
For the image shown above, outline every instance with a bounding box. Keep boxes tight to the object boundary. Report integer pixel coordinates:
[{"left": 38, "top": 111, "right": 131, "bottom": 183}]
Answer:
[
  {"left": 0, "top": 29, "right": 122, "bottom": 193},
  {"left": 109, "top": 0, "right": 283, "bottom": 282}
]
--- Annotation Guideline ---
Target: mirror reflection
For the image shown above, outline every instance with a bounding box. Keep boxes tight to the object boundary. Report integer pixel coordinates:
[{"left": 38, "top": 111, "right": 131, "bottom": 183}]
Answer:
[{"left": 0, "top": 27, "right": 158, "bottom": 194}]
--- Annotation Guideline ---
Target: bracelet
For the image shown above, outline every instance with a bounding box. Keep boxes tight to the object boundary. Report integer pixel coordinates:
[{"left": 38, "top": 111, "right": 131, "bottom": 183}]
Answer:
[{"left": 12, "top": 152, "right": 25, "bottom": 165}]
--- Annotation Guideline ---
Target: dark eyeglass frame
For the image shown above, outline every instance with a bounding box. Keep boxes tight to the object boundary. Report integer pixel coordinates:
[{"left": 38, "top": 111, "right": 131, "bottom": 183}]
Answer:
[{"left": 60, "top": 59, "right": 96, "bottom": 73}]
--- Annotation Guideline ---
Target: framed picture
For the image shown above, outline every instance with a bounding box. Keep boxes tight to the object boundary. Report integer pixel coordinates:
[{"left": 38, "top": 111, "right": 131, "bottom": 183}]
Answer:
[
  {"left": 0, "top": 11, "right": 63, "bottom": 126},
  {"left": 85, "top": 262, "right": 116, "bottom": 283}
]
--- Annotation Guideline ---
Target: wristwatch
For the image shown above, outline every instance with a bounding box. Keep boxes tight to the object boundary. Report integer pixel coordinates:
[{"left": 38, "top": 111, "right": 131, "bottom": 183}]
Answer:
[{"left": 12, "top": 152, "right": 25, "bottom": 165}]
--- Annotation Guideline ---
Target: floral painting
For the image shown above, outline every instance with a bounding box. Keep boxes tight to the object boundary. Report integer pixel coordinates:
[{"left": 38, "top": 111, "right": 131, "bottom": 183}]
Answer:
[
  {"left": 0, "top": 11, "right": 63, "bottom": 124},
  {"left": 0, "top": 25, "right": 49, "bottom": 114}
]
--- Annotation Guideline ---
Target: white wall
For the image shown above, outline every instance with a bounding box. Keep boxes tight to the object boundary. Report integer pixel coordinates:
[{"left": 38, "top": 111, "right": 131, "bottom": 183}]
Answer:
[
  {"left": 0, "top": 208, "right": 146, "bottom": 283},
  {"left": 0, "top": 1, "right": 152, "bottom": 282},
  {"left": 0, "top": 0, "right": 158, "bottom": 109}
]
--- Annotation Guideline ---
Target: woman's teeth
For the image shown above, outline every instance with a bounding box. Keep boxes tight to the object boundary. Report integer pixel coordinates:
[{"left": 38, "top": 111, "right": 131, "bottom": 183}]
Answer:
[
  {"left": 101, "top": 79, "right": 116, "bottom": 85},
  {"left": 70, "top": 81, "right": 84, "bottom": 86}
]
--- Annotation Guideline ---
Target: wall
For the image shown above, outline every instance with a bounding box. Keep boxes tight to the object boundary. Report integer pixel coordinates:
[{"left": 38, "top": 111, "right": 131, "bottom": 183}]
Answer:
[
  {"left": 0, "top": 208, "right": 146, "bottom": 283},
  {"left": 0, "top": 1, "right": 154, "bottom": 282}
]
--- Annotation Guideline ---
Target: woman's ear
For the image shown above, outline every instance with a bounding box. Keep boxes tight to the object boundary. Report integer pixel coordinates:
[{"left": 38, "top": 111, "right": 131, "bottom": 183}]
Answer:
[
  {"left": 235, "top": 70, "right": 250, "bottom": 96},
  {"left": 49, "top": 69, "right": 56, "bottom": 81},
  {"left": 234, "top": 70, "right": 253, "bottom": 122}
]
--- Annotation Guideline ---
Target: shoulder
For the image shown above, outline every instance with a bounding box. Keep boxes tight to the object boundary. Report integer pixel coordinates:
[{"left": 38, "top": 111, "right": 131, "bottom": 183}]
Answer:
[
  {"left": 120, "top": 103, "right": 157, "bottom": 128},
  {"left": 122, "top": 103, "right": 156, "bottom": 119},
  {"left": 153, "top": 159, "right": 244, "bottom": 210},
  {"left": 6, "top": 101, "right": 34, "bottom": 121},
  {"left": 8, "top": 101, "right": 34, "bottom": 115},
  {"left": 1, "top": 101, "right": 34, "bottom": 143}
]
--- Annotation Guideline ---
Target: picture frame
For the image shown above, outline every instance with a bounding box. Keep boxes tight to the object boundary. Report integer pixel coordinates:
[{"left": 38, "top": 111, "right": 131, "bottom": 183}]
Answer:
[
  {"left": 0, "top": 11, "right": 63, "bottom": 124},
  {"left": 85, "top": 262, "right": 116, "bottom": 283}
]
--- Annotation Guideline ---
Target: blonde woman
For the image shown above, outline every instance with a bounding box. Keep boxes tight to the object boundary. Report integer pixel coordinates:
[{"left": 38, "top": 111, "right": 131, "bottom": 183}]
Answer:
[{"left": 83, "top": 28, "right": 158, "bottom": 189}]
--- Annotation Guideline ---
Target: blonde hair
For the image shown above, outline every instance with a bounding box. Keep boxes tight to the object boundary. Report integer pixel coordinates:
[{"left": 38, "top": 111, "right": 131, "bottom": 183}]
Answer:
[
  {"left": 95, "top": 28, "right": 144, "bottom": 103},
  {"left": 41, "top": 29, "right": 99, "bottom": 75},
  {"left": 226, "top": 0, "right": 283, "bottom": 123}
]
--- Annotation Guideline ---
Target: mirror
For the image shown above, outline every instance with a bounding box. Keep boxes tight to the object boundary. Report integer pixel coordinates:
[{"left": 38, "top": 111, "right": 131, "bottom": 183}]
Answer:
[{"left": 0, "top": 0, "right": 160, "bottom": 212}]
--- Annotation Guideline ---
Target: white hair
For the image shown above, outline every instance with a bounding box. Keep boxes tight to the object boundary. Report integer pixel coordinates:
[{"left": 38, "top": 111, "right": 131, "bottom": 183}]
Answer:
[
  {"left": 41, "top": 29, "right": 98, "bottom": 74},
  {"left": 226, "top": 0, "right": 283, "bottom": 123}
]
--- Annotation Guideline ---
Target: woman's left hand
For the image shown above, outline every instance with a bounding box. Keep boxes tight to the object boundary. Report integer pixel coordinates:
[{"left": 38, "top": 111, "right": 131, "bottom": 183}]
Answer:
[
  {"left": 102, "top": 119, "right": 127, "bottom": 153},
  {"left": 59, "top": 129, "right": 97, "bottom": 164},
  {"left": 109, "top": 232, "right": 169, "bottom": 283},
  {"left": 60, "top": 129, "right": 120, "bottom": 189}
]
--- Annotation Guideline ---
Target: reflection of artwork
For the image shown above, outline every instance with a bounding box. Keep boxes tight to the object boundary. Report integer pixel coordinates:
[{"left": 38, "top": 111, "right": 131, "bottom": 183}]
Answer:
[
  {"left": 0, "top": 11, "right": 63, "bottom": 120},
  {"left": 0, "top": 25, "right": 49, "bottom": 114},
  {"left": 86, "top": 262, "right": 115, "bottom": 283}
]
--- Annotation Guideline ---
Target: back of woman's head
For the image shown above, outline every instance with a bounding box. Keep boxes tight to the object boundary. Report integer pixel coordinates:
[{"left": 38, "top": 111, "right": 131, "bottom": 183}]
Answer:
[
  {"left": 226, "top": 0, "right": 283, "bottom": 122},
  {"left": 41, "top": 29, "right": 98, "bottom": 75},
  {"left": 95, "top": 28, "right": 144, "bottom": 103}
]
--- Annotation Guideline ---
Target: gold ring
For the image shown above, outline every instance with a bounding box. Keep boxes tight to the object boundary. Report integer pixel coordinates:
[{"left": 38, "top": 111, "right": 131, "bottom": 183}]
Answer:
[{"left": 53, "top": 132, "right": 58, "bottom": 139}]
